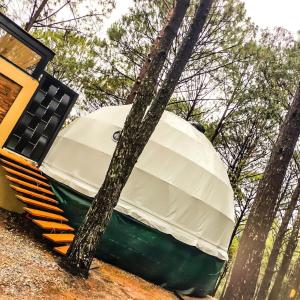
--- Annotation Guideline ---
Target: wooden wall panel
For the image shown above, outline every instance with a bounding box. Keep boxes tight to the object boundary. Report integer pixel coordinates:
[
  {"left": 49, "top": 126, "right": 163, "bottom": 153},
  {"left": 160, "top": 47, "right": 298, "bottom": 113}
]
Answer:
[{"left": 0, "top": 74, "right": 21, "bottom": 123}]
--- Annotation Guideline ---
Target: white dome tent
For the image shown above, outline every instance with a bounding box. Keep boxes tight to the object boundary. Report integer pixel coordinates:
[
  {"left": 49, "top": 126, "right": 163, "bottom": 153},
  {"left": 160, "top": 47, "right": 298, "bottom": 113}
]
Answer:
[{"left": 40, "top": 105, "right": 235, "bottom": 296}]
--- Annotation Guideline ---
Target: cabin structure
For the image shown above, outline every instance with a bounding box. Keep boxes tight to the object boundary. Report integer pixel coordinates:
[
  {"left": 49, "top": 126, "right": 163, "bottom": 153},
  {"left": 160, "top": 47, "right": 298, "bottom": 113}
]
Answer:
[
  {"left": 0, "top": 13, "right": 234, "bottom": 298},
  {"left": 0, "top": 12, "right": 78, "bottom": 256}
]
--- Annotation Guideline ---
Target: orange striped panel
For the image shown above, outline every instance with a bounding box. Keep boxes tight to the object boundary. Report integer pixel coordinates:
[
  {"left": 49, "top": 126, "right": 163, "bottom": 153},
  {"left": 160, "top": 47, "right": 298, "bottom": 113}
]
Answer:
[
  {"left": 17, "top": 195, "right": 62, "bottom": 212},
  {"left": 12, "top": 186, "right": 58, "bottom": 204},
  {"left": 3, "top": 166, "right": 50, "bottom": 187},
  {"left": 0, "top": 159, "right": 47, "bottom": 180},
  {"left": 6, "top": 176, "right": 54, "bottom": 195},
  {"left": 32, "top": 220, "right": 74, "bottom": 231},
  {"left": 23, "top": 207, "right": 68, "bottom": 222},
  {"left": 43, "top": 233, "right": 74, "bottom": 244},
  {"left": 53, "top": 245, "right": 70, "bottom": 255},
  {"left": 0, "top": 148, "right": 39, "bottom": 171}
]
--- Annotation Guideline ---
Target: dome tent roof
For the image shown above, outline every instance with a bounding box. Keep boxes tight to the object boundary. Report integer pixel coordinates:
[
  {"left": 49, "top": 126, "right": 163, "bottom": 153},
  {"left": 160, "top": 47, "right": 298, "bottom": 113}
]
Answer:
[{"left": 40, "top": 105, "right": 235, "bottom": 260}]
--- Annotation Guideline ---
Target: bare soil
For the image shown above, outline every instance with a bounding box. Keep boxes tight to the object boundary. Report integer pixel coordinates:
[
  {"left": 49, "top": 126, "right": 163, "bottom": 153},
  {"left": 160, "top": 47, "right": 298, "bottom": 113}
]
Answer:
[{"left": 0, "top": 209, "right": 215, "bottom": 300}]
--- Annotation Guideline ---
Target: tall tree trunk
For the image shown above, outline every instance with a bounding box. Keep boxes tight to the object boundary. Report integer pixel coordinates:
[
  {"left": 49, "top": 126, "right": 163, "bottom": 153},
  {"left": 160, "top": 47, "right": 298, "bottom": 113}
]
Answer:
[
  {"left": 213, "top": 261, "right": 230, "bottom": 296},
  {"left": 118, "top": 0, "right": 191, "bottom": 135},
  {"left": 213, "top": 190, "right": 251, "bottom": 296},
  {"left": 124, "top": 4, "right": 173, "bottom": 105},
  {"left": 283, "top": 254, "right": 300, "bottom": 299},
  {"left": 268, "top": 207, "right": 300, "bottom": 300},
  {"left": 24, "top": 0, "right": 49, "bottom": 31},
  {"left": 214, "top": 193, "right": 253, "bottom": 295},
  {"left": 61, "top": 0, "right": 215, "bottom": 277},
  {"left": 220, "top": 260, "right": 234, "bottom": 298},
  {"left": 256, "top": 179, "right": 300, "bottom": 300},
  {"left": 137, "top": 0, "right": 214, "bottom": 140},
  {"left": 222, "top": 82, "right": 300, "bottom": 300}
]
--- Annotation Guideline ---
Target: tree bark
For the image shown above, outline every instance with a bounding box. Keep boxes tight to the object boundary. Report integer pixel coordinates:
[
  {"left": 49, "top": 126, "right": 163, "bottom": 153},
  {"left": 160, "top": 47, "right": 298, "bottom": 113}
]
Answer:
[
  {"left": 62, "top": 0, "right": 214, "bottom": 277},
  {"left": 124, "top": 4, "right": 173, "bottom": 104},
  {"left": 268, "top": 206, "right": 300, "bottom": 300},
  {"left": 116, "top": 0, "right": 191, "bottom": 145},
  {"left": 283, "top": 254, "right": 300, "bottom": 299},
  {"left": 137, "top": 0, "right": 215, "bottom": 141},
  {"left": 24, "top": 0, "right": 49, "bottom": 32},
  {"left": 222, "top": 81, "right": 300, "bottom": 300},
  {"left": 256, "top": 179, "right": 300, "bottom": 300},
  {"left": 60, "top": 0, "right": 218, "bottom": 277}
]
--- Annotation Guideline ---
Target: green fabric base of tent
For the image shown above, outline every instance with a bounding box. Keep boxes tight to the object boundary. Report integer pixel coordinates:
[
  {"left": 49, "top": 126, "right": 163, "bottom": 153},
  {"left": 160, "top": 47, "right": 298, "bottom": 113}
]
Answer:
[{"left": 51, "top": 182, "right": 224, "bottom": 297}]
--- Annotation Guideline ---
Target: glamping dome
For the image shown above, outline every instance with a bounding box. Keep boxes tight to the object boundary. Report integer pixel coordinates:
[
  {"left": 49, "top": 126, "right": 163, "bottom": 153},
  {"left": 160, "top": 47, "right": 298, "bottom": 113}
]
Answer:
[{"left": 40, "top": 105, "right": 235, "bottom": 297}]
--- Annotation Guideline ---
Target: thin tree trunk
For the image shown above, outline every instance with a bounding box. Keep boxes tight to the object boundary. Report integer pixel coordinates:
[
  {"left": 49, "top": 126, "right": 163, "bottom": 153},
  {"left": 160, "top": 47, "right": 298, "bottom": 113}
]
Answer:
[
  {"left": 60, "top": 0, "right": 214, "bottom": 277},
  {"left": 116, "top": 0, "right": 191, "bottom": 139},
  {"left": 283, "top": 254, "right": 300, "bottom": 299},
  {"left": 223, "top": 81, "right": 300, "bottom": 300},
  {"left": 210, "top": 103, "right": 230, "bottom": 143},
  {"left": 256, "top": 179, "right": 300, "bottom": 300},
  {"left": 185, "top": 99, "right": 197, "bottom": 121},
  {"left": 268, "top": 207, "right": 300, "bottom": 300},
  {"left": 24, "top": 0, "right": 49, "bottom": 31},
  {"left": 124, "top": 4, "right": 173, "bottom": 104},
  {"left": 220, "top": 260, "right": 234, "bottom": 299},
  {"left": 209, "top": 68, "right": 249, "bottom": 144},
  {"left": 213, "top": 188, "right": 251, "bottom": 296},
  {"left": 137, "top": 0, "right": 214, "bottom": 141},
  {"left": 62, "top": 0, "right": 214, "bottom": 277},
  {"left": 213, "top": 261, "right": 230, "bottom": 296}
]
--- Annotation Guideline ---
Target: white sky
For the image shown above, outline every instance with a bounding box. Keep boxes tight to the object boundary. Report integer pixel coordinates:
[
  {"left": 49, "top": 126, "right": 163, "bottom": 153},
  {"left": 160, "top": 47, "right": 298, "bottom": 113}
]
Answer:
[
  {"left": 100, "top": 0, "right": 134, "bottom": 35},
  {"left": 243, "top": 0, "right": 300, "bottom": 38},
  {"left": 102, "top": 0, "right": 300, "bottom": 39}
]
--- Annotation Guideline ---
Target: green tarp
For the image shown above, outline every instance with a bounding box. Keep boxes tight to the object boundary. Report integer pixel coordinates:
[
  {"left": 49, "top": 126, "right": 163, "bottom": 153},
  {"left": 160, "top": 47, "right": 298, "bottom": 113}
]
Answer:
[{"left": 51, "top": 182, "right": 224, "bottom": 297}]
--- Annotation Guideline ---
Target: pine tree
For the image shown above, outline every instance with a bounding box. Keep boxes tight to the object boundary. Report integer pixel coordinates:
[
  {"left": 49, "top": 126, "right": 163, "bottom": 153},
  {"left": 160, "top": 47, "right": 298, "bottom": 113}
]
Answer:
[
  {"left": 256, "top": 179, "right": 300, "bottom": 299},
  {"left": 223, "top": 82, "right": 300, "bottom": 299},
  {"left": 60, "top": 0, "right": 216, "bottom": 276}
]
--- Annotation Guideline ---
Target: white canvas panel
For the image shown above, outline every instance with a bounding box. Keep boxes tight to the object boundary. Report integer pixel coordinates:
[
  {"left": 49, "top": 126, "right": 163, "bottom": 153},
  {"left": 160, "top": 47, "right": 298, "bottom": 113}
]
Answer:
[{"left": 41, "top": 105, "right": 235, "bottom": 260}]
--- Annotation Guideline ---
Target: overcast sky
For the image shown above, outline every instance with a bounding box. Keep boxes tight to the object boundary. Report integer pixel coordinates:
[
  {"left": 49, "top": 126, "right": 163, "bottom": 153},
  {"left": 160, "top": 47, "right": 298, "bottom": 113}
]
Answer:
[
  {"left": 101, "top": 0, "right": 300, "bottom": 38},
  {"left": 243, "top": 0, "right": 300, "bottom": 37}
]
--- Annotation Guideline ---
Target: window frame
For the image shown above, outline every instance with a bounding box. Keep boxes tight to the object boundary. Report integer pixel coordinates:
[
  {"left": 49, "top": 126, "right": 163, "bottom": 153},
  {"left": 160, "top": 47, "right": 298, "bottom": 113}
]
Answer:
[{"left": 0, "top": 13, "right": 54, "bottom": 79}]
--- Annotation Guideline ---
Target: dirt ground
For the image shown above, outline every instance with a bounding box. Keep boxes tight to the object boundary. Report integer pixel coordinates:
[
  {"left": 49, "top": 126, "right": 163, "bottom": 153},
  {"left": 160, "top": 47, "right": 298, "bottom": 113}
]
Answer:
[{"left": 0, "top": 209, "right": 215, "bottom": 300}]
